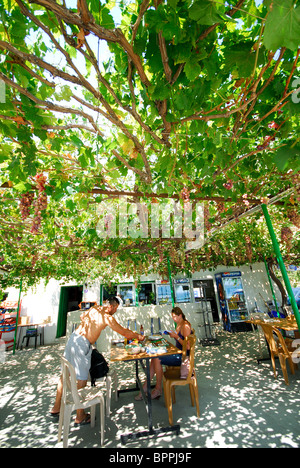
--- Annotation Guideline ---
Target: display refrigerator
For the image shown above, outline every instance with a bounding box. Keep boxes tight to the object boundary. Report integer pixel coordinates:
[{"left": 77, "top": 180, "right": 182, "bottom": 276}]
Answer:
[{"left": 215, "top": 271, "right": 251, "bottom": 332}]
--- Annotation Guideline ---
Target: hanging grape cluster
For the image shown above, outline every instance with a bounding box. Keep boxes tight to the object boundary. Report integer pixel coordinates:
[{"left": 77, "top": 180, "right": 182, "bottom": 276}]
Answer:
[
  {"left": 19, "top": 174, "right": 48, "bottom": 234},
  {"left": 30, "top": 174, "right": 48, "bottom": 234},
  {"left": 19, "top": 192, "right": 34, "bottom": 220},
  {"left": 180, "top": 187, "right": 190, "bottom": 203},
  {"left": 204, "top": 203, "right": 211, "bottom": 232},
  {"left": 286, "top": 209, "right": 300, "bottom": 228},
  {"left": 291, "top": 174, "right": 300, "bottom": 204},
  {"left": 215, "top": 201, "right": 225, "bottom": 214},
  {"left": 281, "top": 227, "right": 293, "bottom": 252},
  {"left": 245, "top": 235, "right": 252, "bottom": 262}
]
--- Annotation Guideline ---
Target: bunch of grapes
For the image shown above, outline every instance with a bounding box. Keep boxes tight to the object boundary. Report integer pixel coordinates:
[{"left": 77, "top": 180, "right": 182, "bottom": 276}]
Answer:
[
  {"left": 180, "top": 187, "right": 190, "bottom": 203},
  {"left": 290, "top": 174, "right": 300, "bottom": 204},
  {"left": 245, "top": 235, "right": 252, "bottom": 262},
  {"left": 168, "top": 245, "right": 179, "bottom": 265},
  {"left": 281, "top": 227, "right": 293, "bottom": 252},
  {"left": 111, "top": 254, "right": 117, "bottom": 268},
  {"left": 223, "top": 180, "right": 233, "bottom": 190},
  {"left": 31, "top": 253, "right": 38, "bottom": 267},
  {"left": 20, "top": 192, "right": 34, "bottom": 220},
  {"left": 104, "top": 213, "right": 114, "bottom": 232},
  {"left": 204, "top": 204, "right": 211, "bottom": 232},
  {"left": 206, "top": 246, "right": 212, "bottom": 261},
  {"left": 36, "top": 173, "right": 47, "bottom": 191},
  {"left": 30, "top": 174, "right": 48, "bottom": 235},
  {"left": 242, "top": 194, "right": 250, "bottom": 207},
  {"left": 212, "top": 241, "right": 220, "bottom": 256},
  {"left": 156, "top": 245, "right": 164, "bottom": 263},
  {"left": 286, "top": 209, "right": 300, "bottom": 228},
  {"left": 215, "top": 201, "right": 225, "bottom": 214},
  {"left": 102, "top": 249, "right": 113, "bottom": 258}
]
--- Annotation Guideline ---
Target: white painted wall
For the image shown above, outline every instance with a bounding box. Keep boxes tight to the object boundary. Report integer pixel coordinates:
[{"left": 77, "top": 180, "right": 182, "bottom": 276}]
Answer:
[
  {"left": 3, "top": 261, "right": 282, "bottom": 347},
  {"left": 192, "top": 263, "right": 276, "bottom": 315},
  {"left": 66, "top": 302, "right": 215, "bottom": 353}
]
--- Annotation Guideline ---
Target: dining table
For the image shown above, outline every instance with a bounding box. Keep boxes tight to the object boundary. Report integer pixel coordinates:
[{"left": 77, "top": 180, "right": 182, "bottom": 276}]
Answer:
[
  {"left": 16, "top": 322, "right": 45, "bottom": 349},
  {"left": 110, "top": 335, "right": 182, "bottom": 444},
  {"left": 246, "top": 316, "right": 299, "bottom": 362},
  {"left": 246, "top": 316, "right": 299, "bottom": 332}
]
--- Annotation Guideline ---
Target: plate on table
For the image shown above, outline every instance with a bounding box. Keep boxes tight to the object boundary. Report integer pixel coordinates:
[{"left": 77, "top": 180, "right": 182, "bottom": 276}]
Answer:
[
  {"left": 149, "top": 334, "right": 162, "bottom": 341},
  {"left": 112, "top": 339, "right": 124, "bottom": 344},
  {"left": 155, "top": 346, "right": 167, "bottom": 354},
  {"left": 126, "top": 346, "right": 141, "bottom": 355}
]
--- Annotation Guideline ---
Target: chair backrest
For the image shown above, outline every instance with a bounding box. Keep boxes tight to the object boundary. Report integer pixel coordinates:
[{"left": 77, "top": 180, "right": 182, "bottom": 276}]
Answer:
[
  {"left": 127, "top": 319, "right": 137, "bottom": 331},
  {"left": 150, "top": 317, "right": 161, "bottom": 334},
  {"left": 259, "top": 323, "right": 290, "bottom": 356},
  {"left": 71, "top": 322, "right": 80, "bottom": 333},
  {"left": 182, "top": 334, "right": 197, "bottom": 380},
  {"left": 25, "top": 328, "right": 38, "bottom": 336},
  {"left": 61, "top": 356, "right": 81, "bottom": 406}
]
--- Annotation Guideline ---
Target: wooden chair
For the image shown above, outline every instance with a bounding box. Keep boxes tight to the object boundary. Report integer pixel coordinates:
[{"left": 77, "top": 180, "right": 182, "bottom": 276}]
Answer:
[
  {"left": 165, "top": 328, "right": 196, "bottom": 372},
  {"left": 163, "top": 334, "right": 200, "bottom": 425},
  {"left": 259, "top": 323, "right": 298, "bottom": 385},
  {"left": 58, "top": 357, "right": 105, "bottom": 448}
]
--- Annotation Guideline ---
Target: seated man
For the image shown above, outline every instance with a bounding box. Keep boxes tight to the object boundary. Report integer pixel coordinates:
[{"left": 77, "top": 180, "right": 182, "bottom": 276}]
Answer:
[{"left": 50, "top": 296, "right": 144, "bottom": 425}]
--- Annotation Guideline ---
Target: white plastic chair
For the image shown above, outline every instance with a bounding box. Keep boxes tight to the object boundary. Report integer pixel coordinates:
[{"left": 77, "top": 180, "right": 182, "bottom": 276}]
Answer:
[
  {"left": 127, "top": 319, "right": 137, "bottom": 330},
  {"left": 150, "top": 317, "right": 162, "bottom": 334},
  {"left": 92, "top": 369, "right": 119, "bottom": 417},
  {"left": 58, "top": 357, "right": 105, "bottom": 448}
]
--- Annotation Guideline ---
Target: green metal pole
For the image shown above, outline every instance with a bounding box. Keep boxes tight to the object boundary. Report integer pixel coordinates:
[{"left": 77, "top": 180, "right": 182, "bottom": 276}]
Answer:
[
  {"left": 99, "top": 284, "right": 103, "bottom": 306},
  {"left": 263, "top": 256, "right": 280, "bottom": 318},
  {"left": 135, "top": 283, "right": 139, "bottom": 307},
  {"left": 167, "top": 255, "right": 175, "bottom": 308},
  {"left": 13, "top": 279, "right": 22, "bottom": 355},
  {"left": 261, "top": 204, "right": 300, "bottom": 331}
]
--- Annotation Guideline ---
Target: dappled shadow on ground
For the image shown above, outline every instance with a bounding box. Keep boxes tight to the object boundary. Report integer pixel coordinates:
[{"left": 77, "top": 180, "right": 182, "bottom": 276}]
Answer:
[
  {"left": 0, "top": 329, "right": 299, "bottom": 448},
  {"left": 0, "top": 340, "right": 66, "bottom": 448}
]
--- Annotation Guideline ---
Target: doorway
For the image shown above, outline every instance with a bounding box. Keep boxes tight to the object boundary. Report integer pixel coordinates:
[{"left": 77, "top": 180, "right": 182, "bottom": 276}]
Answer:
[
  {"left": 56, "top": 285, "right": 83, "bottom": 338},
  {"left": 192, "top": 279, "right": 219, "bottom": 322}
]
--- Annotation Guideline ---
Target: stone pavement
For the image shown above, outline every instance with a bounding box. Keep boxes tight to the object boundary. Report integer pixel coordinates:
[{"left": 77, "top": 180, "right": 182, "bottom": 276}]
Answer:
[{"left": 0, "top": 328, "right": 299, "bottom": 448}]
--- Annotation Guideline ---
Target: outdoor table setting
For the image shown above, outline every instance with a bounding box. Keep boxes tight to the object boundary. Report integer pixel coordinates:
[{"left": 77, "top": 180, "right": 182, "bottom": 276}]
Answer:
[
  {"left": 246, "top": 315, "right": 299, "bottom": 362},
  {"left": 246, "top": 315, "right": 299, "bottom": 333},
  {"left": 16, "top": 317, "right": 53, "bottom": 350},
  {"left": 16, "top": 322, "right": 44, "bottom": 349},
  {"left": 110, "top": 333, "right": 181, "bottom": 444}
]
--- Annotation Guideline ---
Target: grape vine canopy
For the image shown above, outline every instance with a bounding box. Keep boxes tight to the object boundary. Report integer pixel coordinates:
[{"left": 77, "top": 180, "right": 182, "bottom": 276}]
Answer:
[{"left": 0, "top": 0, "right": 299, "bottom": 290}]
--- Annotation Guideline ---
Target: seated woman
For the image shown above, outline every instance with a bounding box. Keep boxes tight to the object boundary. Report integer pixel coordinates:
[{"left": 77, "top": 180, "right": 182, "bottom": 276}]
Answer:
[{"left": 135, "top": 307, "right": 192, "bottom": 401}]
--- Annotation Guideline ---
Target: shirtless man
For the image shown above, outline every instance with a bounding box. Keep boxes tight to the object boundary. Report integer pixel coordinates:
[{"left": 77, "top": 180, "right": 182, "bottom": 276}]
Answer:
[{"left": 50, "top": 296, "right": 144, "bottom": 424}]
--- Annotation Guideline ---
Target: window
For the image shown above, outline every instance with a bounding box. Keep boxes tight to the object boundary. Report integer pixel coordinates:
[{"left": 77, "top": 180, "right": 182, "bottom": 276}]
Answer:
[
  {"left": 174, "top": 280, "right": 191, "bottom": 303},
  {"left": 102, "top": 285, "right": 117, "bottom": 303},
  {"left": 156, "top": 282, "right": 172, "bottom": 305},
  {"left": 138, "top": 283, "right": 156, "bottom": 305},
  {"left": 118, "top": 284, "right": 135, "bottom": 306}
]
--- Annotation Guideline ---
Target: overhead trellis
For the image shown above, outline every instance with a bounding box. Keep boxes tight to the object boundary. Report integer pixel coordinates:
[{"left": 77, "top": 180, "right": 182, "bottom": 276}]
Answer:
[{"left": 0, "top": 0, "right": 299, "bottom": 289}]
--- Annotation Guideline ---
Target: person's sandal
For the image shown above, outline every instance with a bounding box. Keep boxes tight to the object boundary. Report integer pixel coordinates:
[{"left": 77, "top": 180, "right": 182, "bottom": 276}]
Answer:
[
  {"left": 74, "top": 414, "right": 91, "bottom": 426},
  {"left": 151, "top": 388, "right": 162, "bottom": 400},
  {"left": 134, "top": 387, "right": 148, "bottom": 401}
]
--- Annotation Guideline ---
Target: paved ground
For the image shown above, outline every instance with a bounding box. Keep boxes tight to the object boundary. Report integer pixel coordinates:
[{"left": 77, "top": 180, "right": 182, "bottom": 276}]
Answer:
[{"left": 0, "top": 327, "right": 299, "bottom": 449}]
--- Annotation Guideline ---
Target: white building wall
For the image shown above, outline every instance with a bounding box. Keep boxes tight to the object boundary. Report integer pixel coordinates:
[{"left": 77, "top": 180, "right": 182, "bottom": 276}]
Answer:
[
  {"left": 3, "top": 262, "right": 282, "bottom": 348},
  {"left": 191, "top": 263, "right": 276, "bottom": 315}
]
